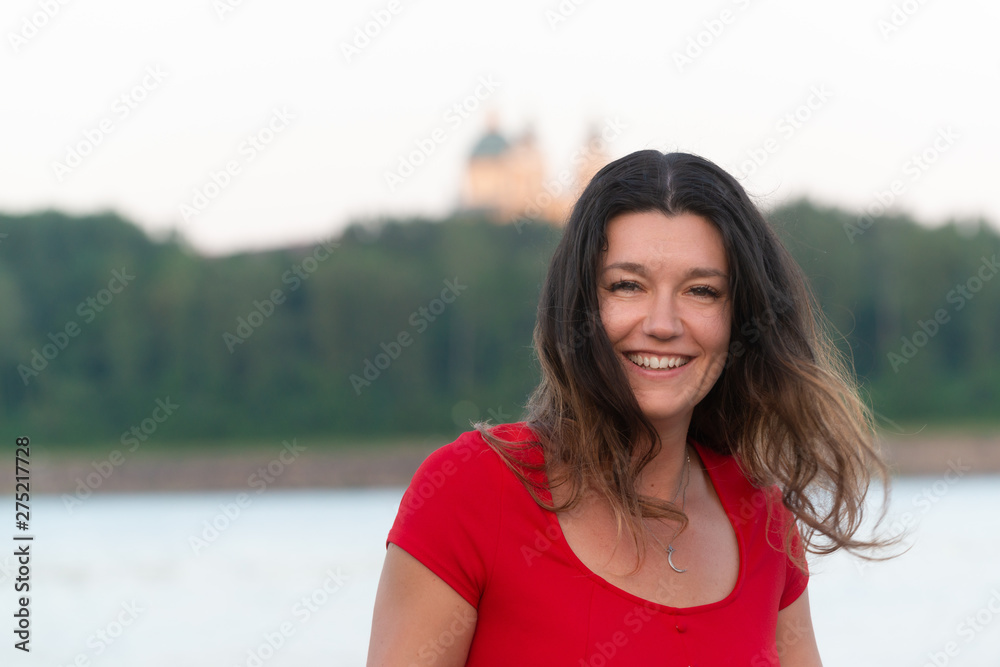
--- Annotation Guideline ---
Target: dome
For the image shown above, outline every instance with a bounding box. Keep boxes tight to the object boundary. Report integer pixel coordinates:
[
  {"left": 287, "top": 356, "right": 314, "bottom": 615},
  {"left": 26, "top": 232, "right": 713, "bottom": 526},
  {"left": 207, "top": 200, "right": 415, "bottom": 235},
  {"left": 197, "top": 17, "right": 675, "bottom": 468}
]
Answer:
[{"left": 470, "top": 131, "right": 509, "bottom": 158}]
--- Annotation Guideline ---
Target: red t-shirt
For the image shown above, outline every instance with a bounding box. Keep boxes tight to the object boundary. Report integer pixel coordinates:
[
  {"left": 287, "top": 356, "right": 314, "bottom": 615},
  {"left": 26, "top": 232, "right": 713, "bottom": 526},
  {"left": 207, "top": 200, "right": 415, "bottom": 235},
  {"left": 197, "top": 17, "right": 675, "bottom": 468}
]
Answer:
[{"left": 387, "top": 423, "right": 808, "bottom": 666}]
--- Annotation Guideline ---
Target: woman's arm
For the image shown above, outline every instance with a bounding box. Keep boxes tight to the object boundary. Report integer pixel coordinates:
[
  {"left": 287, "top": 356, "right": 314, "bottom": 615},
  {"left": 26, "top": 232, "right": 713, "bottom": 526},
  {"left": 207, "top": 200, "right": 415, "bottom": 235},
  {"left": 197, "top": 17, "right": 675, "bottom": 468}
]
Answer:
[
  {"left": 367, "top": 543, "right": 478, "bottom": 667},
  {"left": 775, "top": 588, "right": 823, "bottom": 666}
]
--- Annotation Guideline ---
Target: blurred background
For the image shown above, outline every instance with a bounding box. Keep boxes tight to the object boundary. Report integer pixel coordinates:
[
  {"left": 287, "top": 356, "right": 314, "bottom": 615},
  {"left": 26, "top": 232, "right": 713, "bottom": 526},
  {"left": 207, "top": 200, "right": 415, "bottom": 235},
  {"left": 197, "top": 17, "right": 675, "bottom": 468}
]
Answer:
[{"left": 1, "top": 0, "right": 999, "bottom": 665}]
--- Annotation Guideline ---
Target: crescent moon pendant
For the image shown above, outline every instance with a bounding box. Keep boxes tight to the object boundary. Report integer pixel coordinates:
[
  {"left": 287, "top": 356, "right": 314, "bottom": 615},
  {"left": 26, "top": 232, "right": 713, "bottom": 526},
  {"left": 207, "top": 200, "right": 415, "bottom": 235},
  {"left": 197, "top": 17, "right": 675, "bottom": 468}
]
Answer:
[{"left": 666, "top": 545, "right": 687, "bottom": 574}]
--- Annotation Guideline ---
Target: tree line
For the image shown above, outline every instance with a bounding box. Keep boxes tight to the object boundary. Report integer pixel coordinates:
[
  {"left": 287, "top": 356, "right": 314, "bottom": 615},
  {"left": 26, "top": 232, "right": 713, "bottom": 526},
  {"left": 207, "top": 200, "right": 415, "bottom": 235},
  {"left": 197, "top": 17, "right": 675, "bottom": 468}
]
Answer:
[{"left": 0, "top": 201, "right": 997, "bottom": 447}]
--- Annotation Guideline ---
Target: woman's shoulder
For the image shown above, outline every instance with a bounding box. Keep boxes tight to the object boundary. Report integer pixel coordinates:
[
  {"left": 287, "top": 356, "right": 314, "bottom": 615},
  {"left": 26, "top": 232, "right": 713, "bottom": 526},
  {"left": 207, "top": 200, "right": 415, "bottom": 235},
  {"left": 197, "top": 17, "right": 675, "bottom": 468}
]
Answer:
[
  {"left": 388, "top": 425, "right": 541, "bottom": 609},
  {"left": 411, "top": 422, "right": 541, "bottom": 485}
]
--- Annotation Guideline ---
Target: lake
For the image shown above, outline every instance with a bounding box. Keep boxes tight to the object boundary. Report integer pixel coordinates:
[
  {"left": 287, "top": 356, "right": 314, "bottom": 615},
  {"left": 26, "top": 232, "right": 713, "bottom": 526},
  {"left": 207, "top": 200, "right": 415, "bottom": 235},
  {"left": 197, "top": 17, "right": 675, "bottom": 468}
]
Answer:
[{"left": 5, "top": 474, "right": 1000, "bottom": 666}]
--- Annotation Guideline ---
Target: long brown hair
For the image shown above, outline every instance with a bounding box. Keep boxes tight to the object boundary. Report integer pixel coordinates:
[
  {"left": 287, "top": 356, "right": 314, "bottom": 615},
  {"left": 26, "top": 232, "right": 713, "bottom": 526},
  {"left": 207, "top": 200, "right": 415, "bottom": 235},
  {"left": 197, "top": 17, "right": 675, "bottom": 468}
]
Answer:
[{"left": 477, "top": 150, "right": 894, "bottom": 571}]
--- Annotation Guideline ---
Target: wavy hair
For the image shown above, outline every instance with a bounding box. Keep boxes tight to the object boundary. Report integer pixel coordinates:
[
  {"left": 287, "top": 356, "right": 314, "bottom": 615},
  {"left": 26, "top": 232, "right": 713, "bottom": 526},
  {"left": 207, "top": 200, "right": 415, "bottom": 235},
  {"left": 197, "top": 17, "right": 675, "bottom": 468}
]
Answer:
[{"left": 477, "top": 149, "right": 894, "bottom": 571}]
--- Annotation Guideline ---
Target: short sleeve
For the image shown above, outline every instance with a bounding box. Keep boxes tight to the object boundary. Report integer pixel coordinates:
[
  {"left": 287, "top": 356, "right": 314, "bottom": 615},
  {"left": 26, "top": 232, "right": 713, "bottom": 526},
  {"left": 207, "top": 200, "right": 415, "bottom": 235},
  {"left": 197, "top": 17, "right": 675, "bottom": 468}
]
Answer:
[
  {"left": 386, "top": 431, "right": 504, "bottom": 609},
  {"left": 778, "top": 508, "right": 809, "bottom": 610}
]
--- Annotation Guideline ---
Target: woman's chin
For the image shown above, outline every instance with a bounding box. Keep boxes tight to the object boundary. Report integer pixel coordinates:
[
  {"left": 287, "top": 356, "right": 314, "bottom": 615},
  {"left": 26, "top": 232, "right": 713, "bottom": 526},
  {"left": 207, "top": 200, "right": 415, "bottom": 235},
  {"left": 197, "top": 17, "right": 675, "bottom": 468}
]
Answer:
[{"left": 636, "top": 404, "right": 695, "bottom": 432}]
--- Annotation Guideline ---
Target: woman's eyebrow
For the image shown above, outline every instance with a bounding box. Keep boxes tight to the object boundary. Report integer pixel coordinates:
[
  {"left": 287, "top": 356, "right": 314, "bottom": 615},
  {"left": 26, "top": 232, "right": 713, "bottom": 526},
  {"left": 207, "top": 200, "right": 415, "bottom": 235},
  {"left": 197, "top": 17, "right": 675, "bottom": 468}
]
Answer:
[
  {"left": 601, "top": 261, "right": 647, "bottom": 276},
  {"left": 683, "top": 267, "right": 728, "bottom": 280},
  {"left": 601, "top": 262, "right": 728, "bottom": 280}
]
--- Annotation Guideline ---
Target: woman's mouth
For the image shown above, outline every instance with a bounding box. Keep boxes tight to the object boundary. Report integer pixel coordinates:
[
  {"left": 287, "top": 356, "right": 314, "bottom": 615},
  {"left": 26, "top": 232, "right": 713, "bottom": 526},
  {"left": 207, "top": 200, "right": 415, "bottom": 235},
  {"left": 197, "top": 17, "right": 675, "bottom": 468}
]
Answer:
[{"left": 626, "top": 353, "right": 692, "bottom": 370}]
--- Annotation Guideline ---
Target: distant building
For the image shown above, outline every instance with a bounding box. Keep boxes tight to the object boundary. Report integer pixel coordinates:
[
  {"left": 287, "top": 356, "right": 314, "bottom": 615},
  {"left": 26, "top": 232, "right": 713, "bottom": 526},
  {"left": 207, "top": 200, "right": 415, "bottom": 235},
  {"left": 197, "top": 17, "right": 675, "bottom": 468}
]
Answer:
[{"left": 459, "top": 116, "right": 610, "bottom": 225}]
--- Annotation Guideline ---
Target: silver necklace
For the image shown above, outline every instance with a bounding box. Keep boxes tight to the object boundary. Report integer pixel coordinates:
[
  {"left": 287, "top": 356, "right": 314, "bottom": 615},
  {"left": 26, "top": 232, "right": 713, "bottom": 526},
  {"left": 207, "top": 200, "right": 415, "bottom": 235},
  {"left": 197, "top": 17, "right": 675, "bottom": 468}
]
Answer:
[{"left": 647, "top": 447, "right": 691, "bottom": 574}]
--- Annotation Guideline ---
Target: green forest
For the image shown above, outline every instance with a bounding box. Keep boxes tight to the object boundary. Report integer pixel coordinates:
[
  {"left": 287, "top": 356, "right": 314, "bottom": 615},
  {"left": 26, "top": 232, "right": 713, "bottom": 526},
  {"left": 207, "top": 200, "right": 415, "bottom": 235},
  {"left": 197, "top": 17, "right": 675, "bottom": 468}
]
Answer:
[{"left": 1, "top": 200, "right": 998, "bottom": 448}]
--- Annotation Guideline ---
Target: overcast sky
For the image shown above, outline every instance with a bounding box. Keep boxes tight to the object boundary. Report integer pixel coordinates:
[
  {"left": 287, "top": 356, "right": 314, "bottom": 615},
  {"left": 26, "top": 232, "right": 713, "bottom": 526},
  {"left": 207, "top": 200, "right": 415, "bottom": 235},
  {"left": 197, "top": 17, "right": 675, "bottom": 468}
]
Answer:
[{"left": 2, "top": 0, "right": 998, "bottom": 255}]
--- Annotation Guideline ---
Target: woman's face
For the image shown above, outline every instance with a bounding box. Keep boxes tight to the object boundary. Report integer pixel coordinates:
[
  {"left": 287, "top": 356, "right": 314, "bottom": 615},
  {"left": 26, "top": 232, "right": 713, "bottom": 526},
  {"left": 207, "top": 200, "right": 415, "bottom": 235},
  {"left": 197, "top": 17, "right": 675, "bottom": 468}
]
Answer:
[{"left": 598, "top": 210, "right": 731, "bottom": 434}]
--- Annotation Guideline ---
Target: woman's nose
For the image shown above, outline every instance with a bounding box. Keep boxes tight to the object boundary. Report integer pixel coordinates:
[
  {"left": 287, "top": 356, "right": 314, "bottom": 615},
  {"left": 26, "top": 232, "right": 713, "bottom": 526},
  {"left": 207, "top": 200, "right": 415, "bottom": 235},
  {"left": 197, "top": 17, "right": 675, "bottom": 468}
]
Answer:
[{"left": 642, "top": 293, "right": 683, "bottom": 340}]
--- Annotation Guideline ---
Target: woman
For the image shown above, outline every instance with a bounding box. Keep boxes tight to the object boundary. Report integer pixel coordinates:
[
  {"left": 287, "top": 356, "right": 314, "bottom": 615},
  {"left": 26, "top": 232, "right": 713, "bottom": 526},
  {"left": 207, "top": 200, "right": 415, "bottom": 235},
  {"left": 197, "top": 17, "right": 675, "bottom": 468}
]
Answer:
[{"left": 367, "top": 150, "right": 892, "bottom": 666}]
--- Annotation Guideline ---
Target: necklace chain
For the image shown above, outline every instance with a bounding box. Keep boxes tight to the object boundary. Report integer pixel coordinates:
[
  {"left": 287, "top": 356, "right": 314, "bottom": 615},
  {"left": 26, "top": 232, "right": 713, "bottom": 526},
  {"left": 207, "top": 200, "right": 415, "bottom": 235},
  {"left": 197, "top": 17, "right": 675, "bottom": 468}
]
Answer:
[{"left": 647, "top": 446, "right": 691, "bottom": 574}]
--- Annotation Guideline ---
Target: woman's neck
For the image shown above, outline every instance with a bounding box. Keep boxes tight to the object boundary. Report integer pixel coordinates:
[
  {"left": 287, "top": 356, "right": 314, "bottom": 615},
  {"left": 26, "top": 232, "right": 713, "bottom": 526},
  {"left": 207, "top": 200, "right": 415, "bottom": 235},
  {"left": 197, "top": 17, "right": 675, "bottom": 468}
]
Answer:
[{"left": 637, "top": 418, "right": 693, "bottom": 500}]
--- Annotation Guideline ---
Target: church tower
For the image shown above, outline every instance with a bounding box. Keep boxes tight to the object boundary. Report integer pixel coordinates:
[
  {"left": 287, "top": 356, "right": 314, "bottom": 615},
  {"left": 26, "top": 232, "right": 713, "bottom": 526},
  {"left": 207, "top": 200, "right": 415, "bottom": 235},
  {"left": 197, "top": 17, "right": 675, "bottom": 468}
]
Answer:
[{"left": 458, "top": 115, "right": 609, "bottom": 226}]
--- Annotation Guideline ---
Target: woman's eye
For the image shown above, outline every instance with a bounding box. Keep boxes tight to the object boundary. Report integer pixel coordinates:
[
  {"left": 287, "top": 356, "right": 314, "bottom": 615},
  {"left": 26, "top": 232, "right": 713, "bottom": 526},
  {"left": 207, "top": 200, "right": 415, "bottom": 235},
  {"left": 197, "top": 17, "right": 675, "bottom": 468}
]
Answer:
[
  {"left": 609, "top": 280, "right": 641, "bottom": 292},
  {"left": 689, "top": 285, "right": 722, "bottom": 298}
]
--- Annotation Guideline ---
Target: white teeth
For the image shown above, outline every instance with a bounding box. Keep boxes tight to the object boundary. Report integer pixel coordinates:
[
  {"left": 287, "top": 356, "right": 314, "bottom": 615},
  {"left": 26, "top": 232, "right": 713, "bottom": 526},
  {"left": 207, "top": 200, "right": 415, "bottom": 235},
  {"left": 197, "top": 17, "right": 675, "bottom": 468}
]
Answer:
[{"left": 627, "top": 353, "right": 690, "bottom": 369}]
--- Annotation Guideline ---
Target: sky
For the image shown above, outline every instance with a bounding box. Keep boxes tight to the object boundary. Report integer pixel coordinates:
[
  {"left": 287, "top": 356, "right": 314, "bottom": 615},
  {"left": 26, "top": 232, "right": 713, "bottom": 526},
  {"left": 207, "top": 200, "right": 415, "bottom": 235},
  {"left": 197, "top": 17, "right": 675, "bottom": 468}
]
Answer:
[{"left": 2, "top": 0, "right": 998, "bottom": 255}]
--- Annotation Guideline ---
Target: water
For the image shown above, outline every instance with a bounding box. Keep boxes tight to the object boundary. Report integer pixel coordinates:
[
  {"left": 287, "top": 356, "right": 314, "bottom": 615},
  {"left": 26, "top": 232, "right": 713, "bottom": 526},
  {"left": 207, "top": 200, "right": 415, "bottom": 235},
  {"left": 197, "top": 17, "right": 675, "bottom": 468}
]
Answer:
[{"left": 4, "top": 475, "right": 999, "bottom": 666}]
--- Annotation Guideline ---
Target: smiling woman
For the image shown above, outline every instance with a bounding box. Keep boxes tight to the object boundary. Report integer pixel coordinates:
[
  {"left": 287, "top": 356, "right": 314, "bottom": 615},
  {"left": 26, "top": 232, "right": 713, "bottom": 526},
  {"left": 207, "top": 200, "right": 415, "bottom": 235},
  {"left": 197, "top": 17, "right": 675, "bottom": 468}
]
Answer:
[
  {"left": 598, "top": 211, "right": 732, "bottom": 441},
  {"left": 368, "top": 150, "right": 896, "bottom": 666}
]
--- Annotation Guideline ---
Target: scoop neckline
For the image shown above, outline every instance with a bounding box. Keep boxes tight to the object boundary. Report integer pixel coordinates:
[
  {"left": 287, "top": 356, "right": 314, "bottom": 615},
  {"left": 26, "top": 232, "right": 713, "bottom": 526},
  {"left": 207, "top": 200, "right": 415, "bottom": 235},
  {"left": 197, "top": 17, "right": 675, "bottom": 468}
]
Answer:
[{"left": 541, "top": 438, "right": 746, "bottom": 615}]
